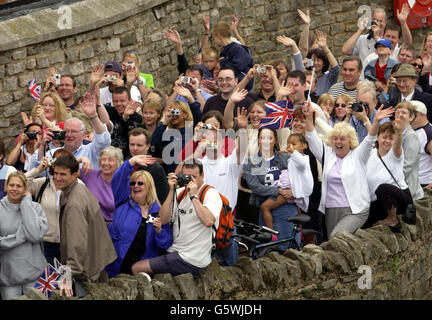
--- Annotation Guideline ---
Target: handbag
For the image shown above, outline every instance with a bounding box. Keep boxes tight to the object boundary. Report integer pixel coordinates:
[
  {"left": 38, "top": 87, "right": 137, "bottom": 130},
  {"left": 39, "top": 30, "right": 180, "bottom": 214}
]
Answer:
[{"left": 378, "top": 153, "right": 416, "bottom": 225}]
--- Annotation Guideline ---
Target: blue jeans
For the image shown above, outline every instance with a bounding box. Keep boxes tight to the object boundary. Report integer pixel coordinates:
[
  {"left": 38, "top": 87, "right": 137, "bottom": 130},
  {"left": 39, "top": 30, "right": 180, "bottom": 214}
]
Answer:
[
  {"left": 214, "top": 226, "right": 238, "bottom": 266},
  {"left": 259, "top": 203, "right": 301, "bottom": 251}
]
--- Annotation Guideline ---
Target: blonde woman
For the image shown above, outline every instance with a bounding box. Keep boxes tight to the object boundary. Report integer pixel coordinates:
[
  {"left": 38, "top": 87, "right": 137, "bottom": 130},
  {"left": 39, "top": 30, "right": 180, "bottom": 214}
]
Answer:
[
  {"left": 32, "top": 92, "right": 69, "bottom": 131},
  {"left": 303, "top": 102, "right": 393, "bottom": 238},
  {"left": 151, "top": 100, "right": 202, "bottom": 173},
  {"left": 141, "top": 98, "right": 163, "bottom": 136},
  {"left": 105, "top": 170, "right": 172, "bottom": 278},
  {"left": 329, "top": 94, "right": 354, "bottom": 127},
  {"left": 0, "top": 172, "right": 48, "bottom": 300}
]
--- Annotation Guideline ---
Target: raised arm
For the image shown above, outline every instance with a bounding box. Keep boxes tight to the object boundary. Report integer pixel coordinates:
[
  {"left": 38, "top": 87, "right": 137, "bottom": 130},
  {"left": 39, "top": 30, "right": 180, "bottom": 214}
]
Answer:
[
  {"left": 231, "top": 14, "right": 245, "bottom": 46},
  {"left": 297, "top": 9, "right": 311, "bottom": 59},
  {"left": 397, "top": 3, "right": 413, "bottom": 47},
  {"left": 342, "top": 17, "right": 367, "bottom": 55},
  {"left": 316, "top": 31, "right": 338, "bottom": 68},
  {"left": 202, "top": 16, "right": 211, "bottom": 49},
  {"left": 223, "top": 87, "right": 248, "bottom": 129}
]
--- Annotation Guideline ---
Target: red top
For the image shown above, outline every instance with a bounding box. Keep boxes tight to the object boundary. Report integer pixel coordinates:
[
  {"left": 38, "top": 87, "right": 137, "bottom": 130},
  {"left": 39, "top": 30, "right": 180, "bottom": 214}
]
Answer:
[{"left": 375, "top": 60, "right": 387, "bottom": 84}]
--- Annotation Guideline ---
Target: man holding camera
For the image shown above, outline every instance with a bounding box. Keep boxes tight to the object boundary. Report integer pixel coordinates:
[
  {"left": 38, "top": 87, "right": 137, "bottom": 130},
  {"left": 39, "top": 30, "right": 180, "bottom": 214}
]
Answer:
[
  {"left": 348, "top": 84, "right": 390, "bottom": 143},
  {"left": 32, "top": 92, "right": 111, "bottom": 171},
  {"left": 130, "top": 161, "right": 222, "bottom": 277}
]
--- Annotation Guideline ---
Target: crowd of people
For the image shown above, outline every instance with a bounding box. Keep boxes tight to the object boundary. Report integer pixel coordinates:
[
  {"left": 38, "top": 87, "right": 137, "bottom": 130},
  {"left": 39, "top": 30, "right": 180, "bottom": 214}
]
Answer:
[{"left": 1, "top": 6, "right": 431, "bottom": 299}]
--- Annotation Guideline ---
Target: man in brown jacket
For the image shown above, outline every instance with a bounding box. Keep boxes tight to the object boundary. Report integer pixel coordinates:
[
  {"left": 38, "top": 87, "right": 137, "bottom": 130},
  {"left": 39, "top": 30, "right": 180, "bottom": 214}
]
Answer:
[{"left": 52, "top": 154, "right": 117, "bottom": 285}]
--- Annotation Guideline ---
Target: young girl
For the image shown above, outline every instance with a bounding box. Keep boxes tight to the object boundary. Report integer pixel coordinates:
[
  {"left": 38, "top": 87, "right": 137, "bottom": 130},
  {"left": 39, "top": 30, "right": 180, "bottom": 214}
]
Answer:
[{"left": 260, "top": 133, "right": 314, "bottom": 231}]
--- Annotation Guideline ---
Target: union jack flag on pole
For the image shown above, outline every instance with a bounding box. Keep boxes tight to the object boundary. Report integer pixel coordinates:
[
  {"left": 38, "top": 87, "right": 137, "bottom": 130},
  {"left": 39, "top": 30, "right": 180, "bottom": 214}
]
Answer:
[
  {"left": 33, "top": 264, "right": 61, "bottom": 298},
  {"left": 28, "top": 79, "right": 41, "bottom": 102},
  {"left": 259, "top": 100, "right": 295, "bottom": 130}
]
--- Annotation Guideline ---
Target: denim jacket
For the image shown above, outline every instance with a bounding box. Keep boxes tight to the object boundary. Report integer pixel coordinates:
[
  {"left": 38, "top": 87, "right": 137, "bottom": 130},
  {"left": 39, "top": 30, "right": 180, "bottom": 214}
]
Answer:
[
  {"left": 242, "top": 151, "right": 290, "bottom": 207},
  {"left": 364, "top": 57, "right": 398, "bottom": 84}
]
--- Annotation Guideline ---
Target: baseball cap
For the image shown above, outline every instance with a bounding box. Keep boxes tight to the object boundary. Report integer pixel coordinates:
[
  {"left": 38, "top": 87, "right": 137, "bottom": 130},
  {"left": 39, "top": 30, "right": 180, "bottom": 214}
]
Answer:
[
  {"left": 104, "top": 61, "right": 123, "bottom": 74},
  {"left": 374, "top": 38, "right": 392, "bottom": 50},
  {"left": 410, "top": 100, "right": 427, "bottom": 115}
]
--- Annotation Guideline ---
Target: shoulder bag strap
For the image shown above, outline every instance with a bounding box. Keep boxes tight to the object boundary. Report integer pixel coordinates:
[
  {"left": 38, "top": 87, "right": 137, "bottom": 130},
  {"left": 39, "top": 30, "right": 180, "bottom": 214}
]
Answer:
[{"left": 378, "top": 152, "right": 401, "bottom": 189}]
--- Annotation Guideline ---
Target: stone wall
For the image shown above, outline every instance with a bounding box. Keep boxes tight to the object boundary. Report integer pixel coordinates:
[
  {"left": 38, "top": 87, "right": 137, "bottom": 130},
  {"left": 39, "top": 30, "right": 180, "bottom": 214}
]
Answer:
[
  {"left": 1, "top": 0, "right": 432, "bottom": 149},
  {"left": 13, "top": 189, "right": 431, "bottom": 300}
]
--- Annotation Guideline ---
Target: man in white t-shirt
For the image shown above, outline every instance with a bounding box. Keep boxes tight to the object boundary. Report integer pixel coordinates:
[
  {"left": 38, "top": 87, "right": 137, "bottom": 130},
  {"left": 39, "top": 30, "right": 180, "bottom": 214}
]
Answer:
[
  {"left": 194, "top": 122, "right": 248, "bottom": 266},
  {"left": 131, "top": 161, "right": 222, "bottom": 276}
]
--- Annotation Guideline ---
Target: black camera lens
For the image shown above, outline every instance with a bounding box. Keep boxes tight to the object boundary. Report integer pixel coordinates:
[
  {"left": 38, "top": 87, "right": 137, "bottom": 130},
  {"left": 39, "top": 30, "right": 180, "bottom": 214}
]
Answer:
[
  {"left": 176, "top": 174, "right": 191, "bottom": 188},
  {"left": 351, "top": 102, "right": 364, "bottom": 113},
  {"left": 25, "top": 131, "right": 38, "bottom": 140},
  {"left": 52, "top": 131, "right": 66, "bottom": 140}
]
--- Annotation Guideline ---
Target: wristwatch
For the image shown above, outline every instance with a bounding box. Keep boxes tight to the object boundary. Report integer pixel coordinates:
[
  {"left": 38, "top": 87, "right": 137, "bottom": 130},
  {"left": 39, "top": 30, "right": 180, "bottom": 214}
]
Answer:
[{"left": 190, "top": 194, "right": 199, "bottom": 201}]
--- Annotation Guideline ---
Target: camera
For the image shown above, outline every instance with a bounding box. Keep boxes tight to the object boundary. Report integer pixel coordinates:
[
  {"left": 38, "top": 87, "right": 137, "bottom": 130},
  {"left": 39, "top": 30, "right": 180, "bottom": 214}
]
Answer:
[
  {"left": 182, "top": 76, "right": 191, "bottom": 84},
  {"left": 146, "top": 215, "right": 156, "bottom": 224},
  {"left": 306, "top": 58, "right": 314, "bottom": 68},
  {"left": 107, "top": 75, "right": 117, "bottom": 82},
  {"left": 176, "top": 174, "right": 191, "bottom": 188},
  {"left": 25, "top": 131, "right": 38, "bottom": 140},
  {"left": 52, "top": 130, "right": 66, "bottom": 141},
  {"left": 206, "top": 141, "right": 218, "bottom": 150},
  {"left": 53, "top": 74, "right": 61, "bottom": 86},
  {"left": 201, "top": 123, "right": 212, "bottom": 130},
  {"left": 169, "top": 109, "right": 181, "bottom": 116},
  {"left": 127, "top": 62, "right": 135, "bottom": 68},
  {"left": 351, "top": 102, "right": 364, "bottom": 113},
  {"left": 256, "top": 65, "right": 267, "bottom": 74},
  {"left": 371, "top": 19, "right": 377, "bottom": 27},
  {"left": 48, "top": 158, "right": 56, "bottom": 166}
]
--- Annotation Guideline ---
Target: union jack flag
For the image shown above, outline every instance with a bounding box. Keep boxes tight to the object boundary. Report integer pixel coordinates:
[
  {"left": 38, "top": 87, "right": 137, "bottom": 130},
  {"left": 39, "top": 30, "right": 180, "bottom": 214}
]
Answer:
[
  {"left": 259, "top": 100, "right": 294, "bottom": 130},
  {"left": 28, "top": 79, "right": 41, "bottom": 102},
  {"left": 33, "top": 264, "right": 61, "bottom": 298}
]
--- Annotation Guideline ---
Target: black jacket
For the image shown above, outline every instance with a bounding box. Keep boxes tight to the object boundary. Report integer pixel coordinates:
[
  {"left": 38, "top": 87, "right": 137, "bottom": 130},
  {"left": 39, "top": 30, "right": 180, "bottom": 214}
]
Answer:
[{"left": 387, "top": 88, "right": 432, "bottom": 123}]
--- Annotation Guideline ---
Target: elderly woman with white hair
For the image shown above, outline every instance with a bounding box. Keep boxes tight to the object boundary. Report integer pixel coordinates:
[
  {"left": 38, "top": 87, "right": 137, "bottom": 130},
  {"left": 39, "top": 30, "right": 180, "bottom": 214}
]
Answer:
[
  {"left": 79, "top": 146, "right": 124, "bottom": 225},
  {"left": 303, "top": 102, "right": 393, "bottom": 238}
]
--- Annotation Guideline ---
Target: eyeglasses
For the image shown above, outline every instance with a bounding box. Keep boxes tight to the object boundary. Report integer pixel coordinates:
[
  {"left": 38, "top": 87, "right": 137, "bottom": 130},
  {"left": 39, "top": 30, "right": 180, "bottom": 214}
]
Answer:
[
  {"left": 130, "top": 181, "right": 145, "bottom": 186},
  {"left": 335, "top": 103, "right": 346, "bottom": 108},
  {"left": 412, "top": 63, "right": 423, "bottom": 68},
  {"left": 65, "top": 130, "right": 83, "bottom": 135}
]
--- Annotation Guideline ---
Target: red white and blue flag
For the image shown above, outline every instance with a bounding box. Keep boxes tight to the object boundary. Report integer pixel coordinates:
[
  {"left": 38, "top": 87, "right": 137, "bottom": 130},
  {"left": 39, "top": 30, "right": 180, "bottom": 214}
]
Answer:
[
  {"left": 33, "top": 264, "right": 61, "bottom": 297},
  {"left": 28, "top": 79, "right": 41, "bottom": 102},
  {"left": 259, "top": 100, "right": 294, "bottom": 130}
]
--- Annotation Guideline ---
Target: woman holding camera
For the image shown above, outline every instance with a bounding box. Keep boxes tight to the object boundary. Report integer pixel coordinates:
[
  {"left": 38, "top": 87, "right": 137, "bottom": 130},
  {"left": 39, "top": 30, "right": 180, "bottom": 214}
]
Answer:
[
  {"left": 0, "top": 171, "right": 48, "bottom": 300},
  {"left": 6, "top": 123, "right": 43, "bottom": 172},
  {"left": 303, "top": 102, "right": 393, "bottom": 239},
  {"left": 31, "top": 92, "right": 69, "bottom": 132},
  {"left": 105, "top": 169, "right": 172, "bottom": 278},
  {"left": 151, "top": 100, "right": 202, "bottom": 174}
]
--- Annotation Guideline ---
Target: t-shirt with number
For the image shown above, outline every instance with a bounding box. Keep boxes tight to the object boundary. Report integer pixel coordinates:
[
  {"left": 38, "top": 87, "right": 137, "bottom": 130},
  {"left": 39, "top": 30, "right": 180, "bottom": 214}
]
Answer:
[{"left": 169, "top": 185, "right": 222, "bottom": 268}]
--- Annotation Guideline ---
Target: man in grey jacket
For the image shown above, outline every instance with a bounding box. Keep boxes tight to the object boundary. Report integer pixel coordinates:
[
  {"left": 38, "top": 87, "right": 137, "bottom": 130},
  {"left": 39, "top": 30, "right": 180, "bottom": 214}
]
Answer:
[{"left": 395, "top": 102, "right": 424, "bottom": 201}]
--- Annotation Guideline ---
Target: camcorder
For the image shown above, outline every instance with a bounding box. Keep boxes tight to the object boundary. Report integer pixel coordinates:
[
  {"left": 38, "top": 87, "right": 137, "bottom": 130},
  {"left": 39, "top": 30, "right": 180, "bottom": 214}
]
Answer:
[
  {"left": 52, "top": 130, "right": 66, "bottom": 141},
  {"left": 169, "top": 109, "right": 181, "bottom": 116},
  {"left": 351, "top": 102, "right": 364, "bottom": 113},
  {"left": 256, "top": 65, "right": 267, "bottom": 74},
  {"left": 176, "top": 174, "right": 191, "bottom": 188},
  {"left": 25, "top": 131, "right": 38, "bottom": 140}
]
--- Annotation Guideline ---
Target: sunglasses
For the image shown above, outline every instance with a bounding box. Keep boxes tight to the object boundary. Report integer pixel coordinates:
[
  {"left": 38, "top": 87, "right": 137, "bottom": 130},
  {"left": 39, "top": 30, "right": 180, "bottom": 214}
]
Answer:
[
  {"left": 130, "top": 181, "right": 145, "bottom": 186},
  {"left": 412, "top": 63, "right": 423, "bottom": 68},
  {"left": 335, "top": 103, "right": 346, "bottom": 108}
]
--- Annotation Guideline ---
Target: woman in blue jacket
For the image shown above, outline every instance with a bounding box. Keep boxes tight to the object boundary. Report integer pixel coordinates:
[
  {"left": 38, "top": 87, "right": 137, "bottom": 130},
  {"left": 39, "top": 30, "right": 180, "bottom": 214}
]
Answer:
[{"left": 105, "top": 170, "right": 172, "bottom": 277}]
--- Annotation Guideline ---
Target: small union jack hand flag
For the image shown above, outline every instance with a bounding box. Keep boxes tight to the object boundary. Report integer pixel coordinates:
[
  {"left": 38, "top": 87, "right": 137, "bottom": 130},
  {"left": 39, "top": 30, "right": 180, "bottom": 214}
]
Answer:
[
  {"left": 259, "top": 100, "right": 295, "bottom": 130},
  {"left": 28, "top": 79, "right": 41, "bottom": 102},
  {"left": 33, "top": 264, "right": 61, "bottom": 298}
]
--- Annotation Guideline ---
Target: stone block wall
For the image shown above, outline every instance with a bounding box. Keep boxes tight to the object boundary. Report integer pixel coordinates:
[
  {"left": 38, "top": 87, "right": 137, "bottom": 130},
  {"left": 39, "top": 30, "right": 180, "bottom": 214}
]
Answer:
[
  {"left": 17, "top": 189, "right": 427, "bottom": 300},
  {"left": 1, "top": 0, "right": 432, "bottom": 149}
]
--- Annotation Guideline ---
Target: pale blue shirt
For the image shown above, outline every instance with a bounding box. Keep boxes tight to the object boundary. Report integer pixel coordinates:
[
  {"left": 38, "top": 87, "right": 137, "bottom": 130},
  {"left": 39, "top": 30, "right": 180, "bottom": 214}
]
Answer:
[{"left": 30, "top": 125, "right": 111, "bottom": 172}]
